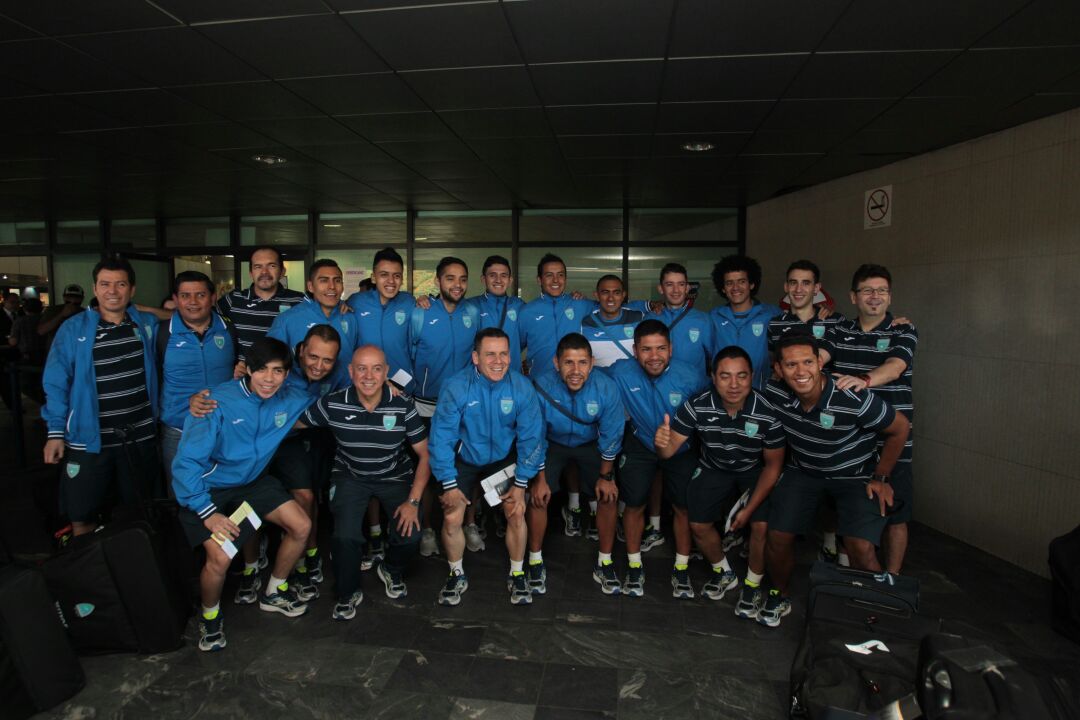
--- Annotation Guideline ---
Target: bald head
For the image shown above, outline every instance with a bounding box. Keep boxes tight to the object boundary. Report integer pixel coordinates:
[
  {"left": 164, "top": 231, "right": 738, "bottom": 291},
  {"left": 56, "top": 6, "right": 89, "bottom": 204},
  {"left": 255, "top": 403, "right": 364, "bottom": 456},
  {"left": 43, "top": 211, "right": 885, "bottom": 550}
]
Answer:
[{"left": 349, "top": 344, "right": 388, "bottom": 403}]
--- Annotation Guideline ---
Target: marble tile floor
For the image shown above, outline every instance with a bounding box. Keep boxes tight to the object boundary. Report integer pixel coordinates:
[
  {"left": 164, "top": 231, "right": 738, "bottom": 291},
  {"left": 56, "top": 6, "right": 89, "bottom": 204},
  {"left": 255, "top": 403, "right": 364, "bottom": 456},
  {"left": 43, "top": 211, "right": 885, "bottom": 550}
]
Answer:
[{"left": 32, "top": 522, "right": 1080, "bottom": 720}]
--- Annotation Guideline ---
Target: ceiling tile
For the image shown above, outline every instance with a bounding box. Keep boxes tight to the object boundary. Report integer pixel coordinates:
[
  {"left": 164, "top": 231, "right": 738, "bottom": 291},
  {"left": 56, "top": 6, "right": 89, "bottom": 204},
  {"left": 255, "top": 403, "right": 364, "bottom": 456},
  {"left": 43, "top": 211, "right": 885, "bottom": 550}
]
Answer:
[
  {"left": 655, "top": 101, "right": 775, "bottom": 133},
  {"left": 669, "top": 0, "right": 850, "bottom": 55},
  {"left": 0, "top": 39, "right": 143, "bottom": 92},
  {"left": 248, "top": 117, "right": 361, "bottom": 146},
  {"left": 151, "top": 0, "right": 330, "bottom": 24},
  {"left": 820, "top": 0, "right": 1030, "bottom": 51},
  {"left": 759, "top": 99, "right": 893, "bottom": 133},
  {"left": 977, "top": 0, "right": 1080, "bottom": 49},
  {"left": 785, "top": 51, "right": 958, "bottom": 99},
  {"left": 652, "top": 133, "right": 750, "bottom": 156},
  {"left": 63, "top": 89, "right": 225, "bottom": 127},
  {"left": 557, "top": 135, "right": 652, "bottom": 159},
  {"left": 990, "top": 93, "right": 1080, "bottom": 131},
  {"left": 171, "top": 82, "right": 321, "bottom": 120},
  {"left": 663, "top": 55, "right": 807, "bottom": 102},
  {"left": 546, "top": 104, "right": 656, "bottom": 135},
  {"left": 916, "top": 47, "right": 1080, "bottom": 103},
  {"left": 0, "top": 0, "right": 177, "bottom": 35},
  {"left": 401, "top": 66, "right": 539, "bottom": 110},
  {"left": 292, "top": 142, "right": 391, "bottom": 166},
  {"left": 439, "top": 108, "right": 551, "bottom": 139},
  {"left": 338, "top": 112, "right": 453, "bottom": 142},
  {"left": 531, "top": 61, "right": 664, "bottom": 106},
  {"left": 281, "top": 74, "right": 426, "bottom": 115}
]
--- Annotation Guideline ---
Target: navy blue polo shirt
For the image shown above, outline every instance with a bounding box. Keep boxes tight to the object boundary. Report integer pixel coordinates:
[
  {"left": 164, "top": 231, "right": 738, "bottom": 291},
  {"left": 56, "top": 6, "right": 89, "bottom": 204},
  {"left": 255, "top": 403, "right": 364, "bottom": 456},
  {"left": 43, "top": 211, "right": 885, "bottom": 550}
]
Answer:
[
  {"left": 767, "top": 310, "right": 845, "bottom": 359},
  {"left": 672, "top": 387, "right": 786, "bottom": 473}
]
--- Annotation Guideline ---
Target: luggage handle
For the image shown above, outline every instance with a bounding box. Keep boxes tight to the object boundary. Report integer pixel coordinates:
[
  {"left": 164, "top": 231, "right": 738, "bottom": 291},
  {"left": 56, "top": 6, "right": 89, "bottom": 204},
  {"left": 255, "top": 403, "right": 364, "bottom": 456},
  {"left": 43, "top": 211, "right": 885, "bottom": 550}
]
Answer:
[
  {"left": 812, "top": 581, "right": 917, "bottom": 616},
  {"left": 113, "top": 425, "right": 154, "bottom": 525}
]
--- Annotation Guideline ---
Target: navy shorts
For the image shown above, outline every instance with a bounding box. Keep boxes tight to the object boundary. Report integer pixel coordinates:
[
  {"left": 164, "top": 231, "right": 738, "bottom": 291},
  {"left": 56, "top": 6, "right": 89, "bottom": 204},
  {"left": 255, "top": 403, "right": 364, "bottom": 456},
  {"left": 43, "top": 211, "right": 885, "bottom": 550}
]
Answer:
[
  {"left": 177, "top": 473, "right": 294, "bottom": 547},
  {"left": 686, "top": 465, "right": 769, "bottom": 525},
  {"left": 768, "top": 467, "right": 887, "bottom": 545},
  {"left": 617, "top": 431, "right": 698, "bottom": 509},
  {"left": 61, "top": 440, "right": 160, "bottom": 523},
  {"left": 541, "top": 440, "right": 601, "bottom": 497}
]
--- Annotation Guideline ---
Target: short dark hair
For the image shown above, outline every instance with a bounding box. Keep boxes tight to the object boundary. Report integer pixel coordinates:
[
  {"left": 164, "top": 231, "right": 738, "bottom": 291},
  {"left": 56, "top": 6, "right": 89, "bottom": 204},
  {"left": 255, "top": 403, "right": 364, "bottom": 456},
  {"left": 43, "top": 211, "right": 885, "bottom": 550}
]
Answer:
[
  {"left": 249, "top": 246, "right": 283, "bottom": 264},
  {"left": 172, "top": 270, "right": 214, "bottom": 296},
  {"left": 634, "top": 319, "right": 670, "bottom": 344},
  {"left": 372, "top": 247, "right": 404, "bottom": 270},
  {"left": 786, "top": 259, "right": 820, "bottom": 284},
  {"left": 851, "top": 264, "right": 891, "bottom": 292},
  {"left": 2, "top": 292, "right": 17, "bottom": 302},
  {"left": 246, "top": 336, "right": 293, "bottom": 373},
  {"left": 537, "top": 253, "right": 565, "bottom": 278},
  {"left": 659, "top": 263, "right": 688, "bottom": 283},
  {"left": 436, "top": 256, "right": 468, "bottom": 279},
  {"left": 482, "top": 255, "right": 512, "bottom": 275},
  {"left": 357, "top": 278, "right": 375, "bottom": 292},
  {"left": 711, "top": 345, "right": 753, "bottom": 374},
  {"left": 23, "top": 298, "right": 42, "bottom": 314},
  {"left": 92, "top": 256, "right": 136, "bottom": 286},
  {"left": 596, "top": 274, "right": 623, "bottom": 290},
  {"left": 308, "top": 258, "right": 341, "bottom": 283},
  {"left": 711, "top": 255, "right": 761, "bottom": 297},
  {"left": 473, "top": 326, "right": 509, "bottom": 352},
  {"left": 556, "top": 332, "right": 592, "bottom": 358},
  {"left": 302, "top": 323, "right": 341, "bottom": 348},
  {"left": 774, "top": 332, "right": 819, "bottom": 362}
]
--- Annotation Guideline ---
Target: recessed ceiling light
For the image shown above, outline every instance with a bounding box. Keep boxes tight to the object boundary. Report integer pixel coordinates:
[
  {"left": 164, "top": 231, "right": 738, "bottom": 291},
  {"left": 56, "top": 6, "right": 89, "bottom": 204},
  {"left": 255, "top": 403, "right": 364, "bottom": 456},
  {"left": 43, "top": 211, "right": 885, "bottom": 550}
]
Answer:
[
  {"left": 681, "top": 141, "right": 715, "bottom": 152},
  {"left": 252, "top": 154, "right": 287, "bottom": 165},
  {"left": 323, "top": 224, "right": 342, "bottom": 228}
]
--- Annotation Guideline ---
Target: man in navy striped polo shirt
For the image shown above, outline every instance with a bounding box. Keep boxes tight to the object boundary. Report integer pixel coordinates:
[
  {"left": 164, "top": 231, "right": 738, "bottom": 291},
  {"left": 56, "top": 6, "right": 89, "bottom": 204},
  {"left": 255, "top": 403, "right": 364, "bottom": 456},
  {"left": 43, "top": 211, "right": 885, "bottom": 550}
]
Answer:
[
  {"left": 767, "top": 260, "right": 844, "bottom": 364},
  {"left": 761, "top": 333, "right": 910, "bottom": 627},
  {"left": 831, "top": 264, "right": 918, "bottom": 574},
  {"left": 656, "top": 345, "right": 785, "bottom": 620},
  {"left": 299, "top": 344, "right": 430, "bottom": 621}
]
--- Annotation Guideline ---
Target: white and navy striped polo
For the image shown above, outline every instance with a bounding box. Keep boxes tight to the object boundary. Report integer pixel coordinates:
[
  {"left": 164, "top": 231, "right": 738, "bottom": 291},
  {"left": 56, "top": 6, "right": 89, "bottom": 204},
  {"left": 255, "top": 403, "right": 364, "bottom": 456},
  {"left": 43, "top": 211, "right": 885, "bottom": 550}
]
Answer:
[
  {"left": 93, "top": 317, "right": 155, "bottom": 447},
  {"left": 303, "top": 385, "right": 428, "bottom": 481},
  {"left": 216, "top": 284, "right": 305, "bottom": 360},
  {"left": 671, "top": 387, "right": 786, "bottom": 473},
  {"left": 831, "top": 313, "right": 917, "bottom": 463},
  {"left": 767, "top": 310, "right": 845, "bottom": 359},
  {"left": 765, "top": 375, "right": 895, "bottom": 478}
]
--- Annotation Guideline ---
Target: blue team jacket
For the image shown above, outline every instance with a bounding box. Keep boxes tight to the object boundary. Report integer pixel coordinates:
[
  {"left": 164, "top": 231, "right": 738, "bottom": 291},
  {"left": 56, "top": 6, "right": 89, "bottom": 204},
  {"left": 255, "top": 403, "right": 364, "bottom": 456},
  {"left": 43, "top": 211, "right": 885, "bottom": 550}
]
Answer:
[
  {"left": 267, "top": 298, "right": 359, "bottom": 388},
  {"left": 607, "top": 357, "right": 708, "bottom": 454},
  {"left": 429, "top": 367, "right": 546, "bottom": 490},
  {"left": 519, "top": 293, "right": 597, "bottom": 375},
  {"left": 626, "top": 300, "right": 714, "bottom": 378},
  {"left": 171, "top": 378, "right": 315, "bottom": 519},
  {"left": 284, "top": 363, "right": 348, "bottom": 401},
  {"left": 710, "top": 301, "right": 782, "bottom": 389},
  {"left": 465, "top": 292, "right": 526, "bottom": 372},
  {"left": 42, "top": 306, "right": 160, "bottom": 453},
  {"left": 155, "top": 312, "right": 236, "bottom": 430},
  {"left": 407, "top": 297, "right": 478, "bottom": 401},
  {"left": 347, "top": 289, "right": 415, "bottom": 392},
  {"left": 532, "top": 368, "right": 624, "bottom": 460}
]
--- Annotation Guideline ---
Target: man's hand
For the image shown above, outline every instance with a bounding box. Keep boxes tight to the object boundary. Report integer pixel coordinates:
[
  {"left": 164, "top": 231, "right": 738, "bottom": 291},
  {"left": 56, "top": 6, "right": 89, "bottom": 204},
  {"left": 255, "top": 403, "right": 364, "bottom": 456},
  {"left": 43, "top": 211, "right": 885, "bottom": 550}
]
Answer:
[
  {"left": 892, "top": 316, "right": 912, "bottom": 326},
  {"left": 189, "top": 389, "right": 218, "bottom": 417},
  {"left": 43, "top": 438, "right": 65, "bottom": 464},
  {"left": 866, "top": 480, "right": 895, "bottom": 517},
  {"left": 729, "top": 507, "right": 751, "bottom": 532},
  {"left": 596, "top": 476, "right": 618, "bottom": 503},
  {"left": 204, "top": 512, "right": 241, "bottom": 542},
  {"left": 338, "top": 302, "right": 353, "bottom": 314},
  {"left": 233, "top": 360, "right": 247, "bottom": 379},
  {"left": 654, "top": 413, "right": 672, "bottom": 450},
  {"left": 415, "top": 295, "right": 432, "bottom": 310},
  {"left": 394, "top": 501, "right": 421, "bottom": 537},
  {"left": 570, "top": 290, "right": 585, "bottom": 300},
  {"left": 832, "top": 373, "right": 868, "bottom": 392},
  {"left": 501, "top": 485, "right": 526, "bottom": 519},
  {"left": 530, "top": 477, "right": 551, "bottom": 509},
  {"left": 648, "top": 300, "right": 662, "bottom": 314},
  {"left": 386, "top": 380, "right": 402, "bottom": 397},
  {"left": 816, "top": 305, "right": 834, "bottom": 320},
  {"left": 440, "top": 487, "right": 467, "bottom": 512}
]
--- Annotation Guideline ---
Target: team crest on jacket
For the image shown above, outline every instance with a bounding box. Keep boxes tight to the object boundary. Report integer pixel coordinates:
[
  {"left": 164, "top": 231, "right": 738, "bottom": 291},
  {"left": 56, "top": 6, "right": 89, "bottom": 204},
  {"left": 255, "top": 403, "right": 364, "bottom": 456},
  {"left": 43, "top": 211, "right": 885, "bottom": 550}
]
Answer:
[
  {"left": 745, "top": 420, "right": 759, "bottom": 437},
  {"left": 340, "top": 320, "right": 349, "bottom": 335},
  {"left": 668, "top": 392, "right": 682, "bottom": 407},
  {"left": 463, "top": 315, "right": 472, "bottom": 329},
  {"left": 214, "top": 335, "right": 225, "bottom": 349},
  {"left": 819, "top": 412, "right": 835, "bottom": 429},
  {"left": 692, "top": 467, "right": 702, "bottom": 479},
  {"left": 688, "top": 328, "right": 700, "bottom": 343},
  {"left": 876, "top": 338, "right": 890, "bottom": 350},
  {"left": 564, "top": 308, "right": 574, "bottom": 320},
  {"left": 383, "top": 414, "right": 397, "bottom": 430},
  {"left": 752, "top": 322, "right": 764, "bottom": 337},
  {"left": 623, "top": 326, "right": 634, "bottom": 338},
  {"left": 395, "top": 311, "right": 406, "bottom": 325},
  {"left": 507, "top": 309, "right": 517, "bottom": 322},
  {"left": 66, "top": 462, "right": 80, "bottom": 478},
  {"left": 275, "top": 411, "right": 288, "bottom": 428},
  {"left": 812, "top": 325, "right": 825, "bottom": 338},
  {"left": 586, "top": 401, "right": 599, "bottom": 416},
  {"left": 500, "top": 398, "right": 514, "bottom": 414}
]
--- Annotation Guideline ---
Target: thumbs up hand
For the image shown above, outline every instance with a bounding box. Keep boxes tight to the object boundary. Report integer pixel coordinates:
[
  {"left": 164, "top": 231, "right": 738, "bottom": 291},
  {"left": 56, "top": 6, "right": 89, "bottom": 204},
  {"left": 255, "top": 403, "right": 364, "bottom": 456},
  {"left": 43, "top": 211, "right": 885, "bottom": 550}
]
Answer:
[{"left": 654, "top": 413, "right": 672, "bottom": 450}]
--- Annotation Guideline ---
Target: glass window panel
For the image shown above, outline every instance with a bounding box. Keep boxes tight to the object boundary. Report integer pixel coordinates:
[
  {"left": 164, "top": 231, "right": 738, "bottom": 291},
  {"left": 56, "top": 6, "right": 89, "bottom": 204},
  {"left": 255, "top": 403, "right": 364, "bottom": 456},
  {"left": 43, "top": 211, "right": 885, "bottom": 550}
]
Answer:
[
  {"left": 629, "top": 208, "right": 739, "bottom": 245},
  {"left": 415, "top": 211, "right": 510, "bottom": 245},
  {"left": 129, "top": 259, "right": 172, "bottom": 309},
  {"left": 520, "top": 209, "right": 622, "bottom": 245},
  {"left": 412, "top": 247, "right": 503, "bottom": 299},
  {"left": 110, "top": 219, "right": 157, "bottom": 251},
  {"left": 628, "top": 246, "right": 727, "bottom": 313},
  {"left": 56, "top": 220, "right": 99, "bottom": 246},
  {"left": 165, "top": 217, "right": 229, "bottom": 247},
  {"left": 0, "top": 256, "right": 48, "bottom": 301},
  {"left": 52, "top": 253, "right": 100, "bottom": 307},
  {"left": 517, "top": 247, "right": 620, "bottom": 303},
  {"left": 176, "top": 255, "right": 237, "bottom": 298},
  {"left": 239, "top": 214, "right": 309, "bottom": 246},
  {"left": 319, "top": 212, "right": 406, "bottom": 247},
  {"left": 0, "top": 221, "right": 47, "bottom": 246}
]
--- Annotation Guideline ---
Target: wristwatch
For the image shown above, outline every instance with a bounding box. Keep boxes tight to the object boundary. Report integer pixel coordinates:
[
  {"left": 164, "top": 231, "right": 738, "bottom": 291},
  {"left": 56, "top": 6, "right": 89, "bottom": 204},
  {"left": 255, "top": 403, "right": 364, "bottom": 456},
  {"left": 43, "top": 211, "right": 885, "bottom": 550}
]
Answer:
[
  {"left": 871, "top": 473, "right": 890, "bottom": 484},
  {"left": 408, "top": 497, "right": 421, "bottom": 507},
  {"left": 599, "top": 471, "right": 615, "bottom": 482}
]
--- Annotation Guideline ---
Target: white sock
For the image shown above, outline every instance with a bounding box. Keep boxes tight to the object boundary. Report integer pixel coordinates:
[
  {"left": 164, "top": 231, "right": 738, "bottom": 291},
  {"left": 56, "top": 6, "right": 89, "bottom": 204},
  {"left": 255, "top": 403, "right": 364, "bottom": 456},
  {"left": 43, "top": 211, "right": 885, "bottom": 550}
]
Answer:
[
  {"left": 628, "top": 552, "right": 642, "bottom": 566},
  {"left": 510, "top": 559, "right": 524, "bottom": 573},
  {"left": 674, "top": 553, "right": 690, "bottom": 568},
  {"left": 838, "top": 552, "right": 851, "bottom": 567},
  {"left": 712, "top": 557, "right": 732, "bottom": 573},
  {"left": 649, "top": 515, "right": 661, "bottom": 531},
  {"left": 267, "top": 575, "right": 287, "bottom": 595},
  {"left": 568, "top": 493, "right": 580, "bottom": 510},
  {"left": 588, "top": 500, "right": 598, "bottom": 513},
  {"left": 823, "top": 532, "right": 837, "bottom": 553},
  {"left": 598, "top": 552, "right": 612, "bottom": 566},
  {"left": 370, "top": 524, "right": 382, "bottom": 537},
  {"left": 746, "top": 569, "right": 765, "bottom": 586},
  {"left": 528, "top": 551, "right": 543, "bottom": 565},
  {"left": 449, "top": 559, "right": 464, "bottom": 574}
]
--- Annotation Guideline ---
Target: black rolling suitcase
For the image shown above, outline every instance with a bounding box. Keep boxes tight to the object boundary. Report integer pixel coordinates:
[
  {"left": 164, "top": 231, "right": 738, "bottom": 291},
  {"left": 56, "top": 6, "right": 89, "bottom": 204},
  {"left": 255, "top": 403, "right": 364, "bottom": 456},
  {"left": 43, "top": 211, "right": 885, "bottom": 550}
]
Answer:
[
  {"left": 0, "top": 566, "right": 85, "bottom": 719},
  {"left": 1049, "top": 525, "right": 1080, "bottom": 644},
  {"left": 790, "top": 562, "right": 938, "bottom": 718}
]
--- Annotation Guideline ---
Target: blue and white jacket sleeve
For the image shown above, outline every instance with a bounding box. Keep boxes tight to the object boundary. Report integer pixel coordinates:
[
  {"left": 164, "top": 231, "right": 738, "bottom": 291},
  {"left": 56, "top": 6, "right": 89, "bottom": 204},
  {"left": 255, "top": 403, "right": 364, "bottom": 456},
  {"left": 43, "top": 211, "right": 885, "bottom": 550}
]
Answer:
[
  {"left": 597, "top": 379, "right": 625, "bottom": 461},
  {"left": 41, "top": 320, "right": 77, "bottom": 440},
  {"left": 512, "top": 380, "right": 546, "bottom": 486},
  {"left": 265, "top": 311, "right": 289, "bottom": 344},
  {"left": 428, "top": 378, "right": 464, "bottom": 490},
  {"left": 172, "top": 411, "right": 223, "bottom": 520}
]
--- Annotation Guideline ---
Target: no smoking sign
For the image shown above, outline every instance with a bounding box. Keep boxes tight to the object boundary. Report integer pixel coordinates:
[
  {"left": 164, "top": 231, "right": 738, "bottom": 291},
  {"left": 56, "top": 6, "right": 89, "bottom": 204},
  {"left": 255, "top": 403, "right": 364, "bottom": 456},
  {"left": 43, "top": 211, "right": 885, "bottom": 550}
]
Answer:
[{"left": 864, "top": 185, "right": 892, "bottom": 229}]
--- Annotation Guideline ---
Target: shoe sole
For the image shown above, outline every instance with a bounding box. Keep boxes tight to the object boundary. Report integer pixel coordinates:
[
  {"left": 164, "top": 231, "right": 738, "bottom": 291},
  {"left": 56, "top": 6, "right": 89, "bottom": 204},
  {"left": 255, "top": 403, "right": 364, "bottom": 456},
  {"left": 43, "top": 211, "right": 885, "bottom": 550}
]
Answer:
[
  {"left": 259, "top": 601, "right": 308, "bottom": 618},
  {"left": 377, "top": 565, "right": 408, "bottom": 600},
  {"left": 465, "top": 541, "right": 486, "bottom": 552},
  {"left": 331, "top": 610, "right": 356, "bottom": 621},
  {"left": 702, "top": 580, "right": 739, "bottom": 601},
  {"left": 757, "top": 605, "right": 792, "bottom": 627},
  {"left": 438, "top": 579, "right": 468, "bottom": 606},
  {"left": 509, "top": 594, "right": 533, "bottom": 605},
  {"left": 592, "top": 571, "right": 621, "bottom": 595},
  {"left": 623, "top": 587, "right": 644, "bottom": 598},
  {"left": 198, "top": 638, "right": 226, "bottom": 651},
  {"left": 234, "top": 577, "right": 263, "bottom": 605},
  {"left": 528, "top": 583, "right": 546, "bottom": 595},
  {"left": 734, "top": 605, "right": 760, "bottom": 619}
]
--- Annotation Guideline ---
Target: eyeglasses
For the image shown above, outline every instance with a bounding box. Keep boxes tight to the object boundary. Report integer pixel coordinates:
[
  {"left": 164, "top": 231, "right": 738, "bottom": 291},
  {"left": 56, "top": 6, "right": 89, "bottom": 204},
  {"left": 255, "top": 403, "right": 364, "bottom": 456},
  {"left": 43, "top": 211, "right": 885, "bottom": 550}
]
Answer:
[{"left": 856, "top": 287, "right": 891, "bottom": 298}]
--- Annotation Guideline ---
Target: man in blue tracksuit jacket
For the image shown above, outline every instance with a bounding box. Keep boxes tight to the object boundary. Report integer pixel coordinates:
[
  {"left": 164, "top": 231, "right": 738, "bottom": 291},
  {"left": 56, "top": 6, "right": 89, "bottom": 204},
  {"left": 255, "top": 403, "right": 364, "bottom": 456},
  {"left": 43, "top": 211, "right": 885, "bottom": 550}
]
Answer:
[
  {"left": 267, "top": 259, "right": 359, "bottom": 389},
  {"left": 171, "top": 337, "right": 317, "bottom": 652},
  {"left": 155, "top": 270, "right": 236, "bottom": 485},
  {"left": 464, "top": 254, "right": 526, "bottom": 373},
  {"left": 519, "top": 253, "right": 597, "bottom": 375},
  {"left": 627, "top": 262, "right": 714, "bottom": 378},
  {"left": 428, "top": 328, "right": 545, "bottom": 607},
  {"left": 347, "top": 247, "right": 416, "bottom": 393},
  {"left": 527, "top": 332, "right": 624, "bottom": 596},
  {"left": 607, "top": 319, "right": 709, "bottom": 599},
  {"left": 710, "top": 255, "right": 781, "bottom": 389},
  {"left": 407, "top": 256, "right": 478, "bottom": 413},
  {"left": 42, "top": 257, "right": 161, "bottom": 536}
]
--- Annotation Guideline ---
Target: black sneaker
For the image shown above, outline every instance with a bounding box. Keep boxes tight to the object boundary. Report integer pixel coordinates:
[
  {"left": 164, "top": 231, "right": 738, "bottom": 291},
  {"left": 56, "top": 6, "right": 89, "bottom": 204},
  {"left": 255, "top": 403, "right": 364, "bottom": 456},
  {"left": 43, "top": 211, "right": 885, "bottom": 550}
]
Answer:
[
  {"left": 362, "top": 534, "right": 386, "bottom": 571},
  {"left": 437, "top": 570, "right": 469, "bottom": 606},
  {"left": 377, "top": 562, "right": 408, "bottom": 599},
  {"left": 592, "top": 562, "right": 621, "bottom": 595},
  {"left": 291, "top": 571, "right": 319, "bottom": 602},
  {"left": 757, "top": 592, "right": 792, "bottom": 628},
  {"left": 305, "top": 552, "right": 323, "bottom": 583},
  {"left": 561, "top": 505, "right": 583, "bottom": 537},
  {"left": 702, "top": 569, "right": 739, "bottom": 601},
  {"left": 507, "top": 571, "right": 533, "bottom": 605},
  {"left": 526, "top": 561, "right": 547, "bottom": 595},
  {"left": 623, "top": 563, "right": 645, "bottom": 598},
  {"left": 671, "top": 567, "right": 695, "bottom": 599},
  {"left": 586, "top": 511, "right": 599, "bottom": 541},
  {"left": 331, "top": 591, "right": 363, "bottom": 621},
  {"left": 198, "top": 614, "right": 226, "bottom": 652},
  {"left": 259, "top": 582, "right": 308, "bottom": 617},
  {"left": 734, "top": 584, "right": 764, "bottom": 620},
  {"left": 641, "top": 525, "right": 665, "bottom": 552},
  {"left": 233, "top": 571, "right": 261, "bottom": 605}
]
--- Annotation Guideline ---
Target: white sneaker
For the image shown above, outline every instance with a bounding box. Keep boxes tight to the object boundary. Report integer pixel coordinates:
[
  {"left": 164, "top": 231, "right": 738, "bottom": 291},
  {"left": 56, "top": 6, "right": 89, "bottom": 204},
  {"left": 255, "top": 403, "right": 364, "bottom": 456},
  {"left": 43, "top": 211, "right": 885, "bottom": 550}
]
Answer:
[
  {"left": 464, "top": 523, "right": 486, "bottom": 552},
  {"left": 419, "top": 528, "right": 440, "bottom": 557}
]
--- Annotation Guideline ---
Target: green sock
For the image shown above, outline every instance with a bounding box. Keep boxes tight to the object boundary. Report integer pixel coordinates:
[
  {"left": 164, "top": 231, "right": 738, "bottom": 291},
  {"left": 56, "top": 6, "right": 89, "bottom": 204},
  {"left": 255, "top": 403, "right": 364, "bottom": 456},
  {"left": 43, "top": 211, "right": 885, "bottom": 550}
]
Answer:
[
  {"left": 745, "top": 577, "right": 760, "bottom": 589},
  {"left": 306, "top": 547, "right": 318, "bottom": 558}
]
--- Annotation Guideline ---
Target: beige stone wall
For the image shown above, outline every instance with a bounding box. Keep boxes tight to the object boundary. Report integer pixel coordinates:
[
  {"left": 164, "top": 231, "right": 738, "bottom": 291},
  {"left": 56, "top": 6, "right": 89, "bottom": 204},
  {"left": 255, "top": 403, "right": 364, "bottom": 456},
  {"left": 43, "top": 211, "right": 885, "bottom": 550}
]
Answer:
[{"left": 746, "top": 108, "right": 1080, "bottom": 577}]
